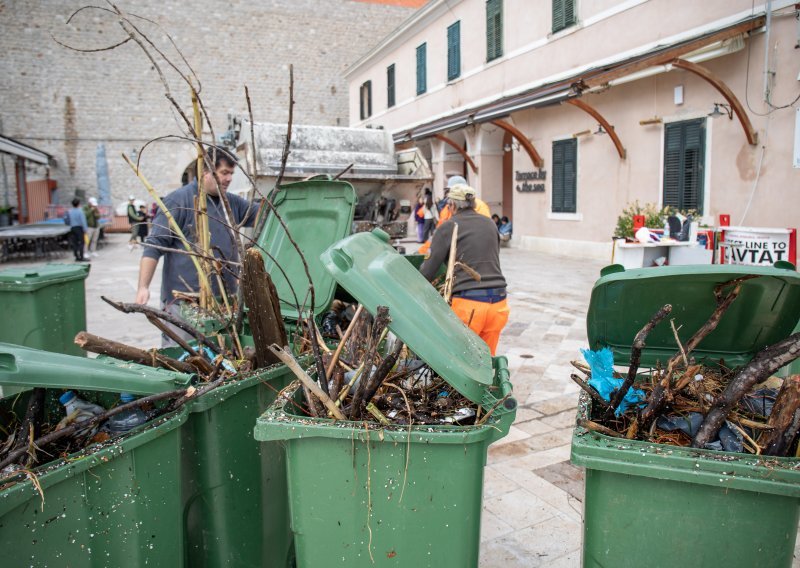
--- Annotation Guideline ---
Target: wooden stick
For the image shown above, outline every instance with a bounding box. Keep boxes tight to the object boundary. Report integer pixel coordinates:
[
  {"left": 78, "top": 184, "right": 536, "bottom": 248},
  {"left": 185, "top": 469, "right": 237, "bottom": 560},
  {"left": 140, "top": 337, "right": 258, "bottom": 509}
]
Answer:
[
  {"left": 74, "top": 331, "right": 197, "bottom": 374},
  {"left": 693, "top": 333, "right": 800, "bottom": 448},
  {"left": 670, "top": 319, "right": 688, "bottom": 367},
  {"left": 758, "top": 374, "right": 800, "bottom": 456},
  {"left": 145, "top": 314, "right": 199, "bottom": 356},
  {"left": 267, "top": 344, "right": 346, "bottom": 420},
  {"left": 307, "top": 316, "right": 329, "bottom": 395},
  {"left": 606, "top": 304, "right": 671, "bottom": 418},
  {"left": 578, "top": 418, "right": 625, "bottom": 438},
  {"left": 442, "top": 224, "right": 459, "bottom": 303},
  {"left": 361, "top": 340, "right": 405, "bottom": 408},
  {"left": 326, "top": 304, "right": 364, "bottom": 377},
  {"left": 101, "top": 296, "right": 221, "bottom": 355},
  {"left": 570, "top": 373, "right": 611, "bottom": 411}
]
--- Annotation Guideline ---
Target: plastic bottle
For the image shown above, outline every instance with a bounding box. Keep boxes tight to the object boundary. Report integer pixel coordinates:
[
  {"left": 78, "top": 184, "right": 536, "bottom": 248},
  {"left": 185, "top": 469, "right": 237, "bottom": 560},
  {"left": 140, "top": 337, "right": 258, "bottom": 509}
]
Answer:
[
  {"left": 59, "top": 390, "right": 106, "bottom": 434},
  {"left": 104, "top": 393, "right": 147, "bottom": 435}
]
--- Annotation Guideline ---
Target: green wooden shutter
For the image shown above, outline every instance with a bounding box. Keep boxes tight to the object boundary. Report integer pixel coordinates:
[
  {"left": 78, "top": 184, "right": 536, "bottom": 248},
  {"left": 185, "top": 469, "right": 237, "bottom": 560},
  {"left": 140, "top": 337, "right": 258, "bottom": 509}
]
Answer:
[
  {"left": 663, "top": 119, "right": 705, "bottom": 212},
  {"left": 416, "top": 43, "right": 427, "bottom": 95},
  {"left": 387, "top": 64, "right": 395, "bottom": 108},
  {"left": 447, "top": 21, "right": 461, "bottom": 81},
  {"left": 366, "top": 80, "right": 372, "bottom": 118},
  {"left": 552, "top": 139, "right": 577, "bottom": 213},
  {"left": 553, "top": 0, "right": 576, "bottom": 33},
  {"left": 486, "top": 0, "right": 502, "bottom": 62}
]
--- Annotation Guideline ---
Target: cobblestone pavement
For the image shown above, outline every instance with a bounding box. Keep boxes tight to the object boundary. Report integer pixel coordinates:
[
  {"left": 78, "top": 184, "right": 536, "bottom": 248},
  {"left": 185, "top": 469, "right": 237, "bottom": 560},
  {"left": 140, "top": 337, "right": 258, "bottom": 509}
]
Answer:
[{"left": 4, "top": 233, "right": 799, "bottom": 567}]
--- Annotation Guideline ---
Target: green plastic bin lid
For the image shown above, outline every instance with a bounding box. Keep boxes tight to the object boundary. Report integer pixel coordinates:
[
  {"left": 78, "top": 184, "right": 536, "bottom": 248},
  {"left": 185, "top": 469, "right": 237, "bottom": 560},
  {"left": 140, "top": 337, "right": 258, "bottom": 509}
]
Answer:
[
  {"left": 255, "top": 177, "right": 356, "bottom": 320},
  {"left": 0, "top": 263, "right": 90, "bottom": 292},
  {"left": 320, "top": 229, "right": 495, "bottom": 406},
  {"left": 0, "top": 343, "right": 194, "bottom": 395},
  {"left": 587, "top": 263, "right": 800, "bottom": 368}
]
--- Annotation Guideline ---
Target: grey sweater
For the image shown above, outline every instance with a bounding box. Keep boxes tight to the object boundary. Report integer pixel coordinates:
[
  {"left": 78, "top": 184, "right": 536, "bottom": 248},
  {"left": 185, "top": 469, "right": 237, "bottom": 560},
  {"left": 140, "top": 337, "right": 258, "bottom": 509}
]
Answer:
[
  {"left": 143, "top": 181, "right": 255, "bottom": 304},
  {"left": 420, "top": 209, "right": 506, "bottom": 293}
]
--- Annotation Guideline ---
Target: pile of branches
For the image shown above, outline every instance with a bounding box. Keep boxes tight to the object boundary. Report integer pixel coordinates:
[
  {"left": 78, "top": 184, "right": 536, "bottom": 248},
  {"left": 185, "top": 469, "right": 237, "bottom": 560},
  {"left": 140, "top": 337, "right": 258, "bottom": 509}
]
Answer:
[
  {"left": 573, "top": 276, "right": 800, "bottom": 457},
  {"left": 268, "top": 304, "right": 497, "bottom": 427}
]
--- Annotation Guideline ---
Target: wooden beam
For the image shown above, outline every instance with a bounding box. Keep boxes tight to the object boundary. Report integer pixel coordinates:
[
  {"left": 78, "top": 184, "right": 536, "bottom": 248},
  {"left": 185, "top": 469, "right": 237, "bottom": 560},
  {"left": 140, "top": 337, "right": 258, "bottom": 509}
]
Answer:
[
  {"left": 582, "top": 17, "right": 765, "bottom": 89},
  {"left": 433, "top": 134, "right": 478, "bottom": 174},
  {"left": 671, "top": 58, "right": 758, "bottom": 146},
  {"left": 565, "top": 99, "right": 626, "bottom": 159},
  {"left": 490, "top": 119, "right": 544, "bottom": 168}
]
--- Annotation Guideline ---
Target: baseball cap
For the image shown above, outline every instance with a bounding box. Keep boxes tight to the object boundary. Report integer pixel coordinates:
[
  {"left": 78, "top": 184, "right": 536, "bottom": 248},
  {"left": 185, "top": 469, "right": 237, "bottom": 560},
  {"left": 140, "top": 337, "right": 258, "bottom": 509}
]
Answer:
[
  {"left": 88, "top": 197, "right": 98, "bottom": 206},
  {"left": 129, "top": 194, "right": 135, "bottom": 200},
  {"left": 447, "top": 184, "right": 473, "bottom": 201},
  {"left": 447, "top": 175, "right": 467, "bottom": 188}
]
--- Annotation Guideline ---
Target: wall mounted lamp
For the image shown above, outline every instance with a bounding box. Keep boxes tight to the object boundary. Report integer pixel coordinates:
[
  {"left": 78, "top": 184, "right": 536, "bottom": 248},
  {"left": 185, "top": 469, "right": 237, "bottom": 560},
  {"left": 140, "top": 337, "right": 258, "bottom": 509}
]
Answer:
[
  {"left": 503, "top": 140, "right": 521, "bottom": 152},
  {"left": 594, "top": 124, "right": 607, "bottom": 135},
  {"left": 708, "top": 102, "right": 733, "bottom": 119}
]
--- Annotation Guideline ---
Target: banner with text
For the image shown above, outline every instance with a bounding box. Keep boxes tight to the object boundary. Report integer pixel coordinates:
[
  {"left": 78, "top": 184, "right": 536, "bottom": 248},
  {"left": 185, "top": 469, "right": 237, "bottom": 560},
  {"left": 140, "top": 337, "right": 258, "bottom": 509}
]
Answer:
[{"left": 723, "top": 228, "right": 791, "bottom": 266}]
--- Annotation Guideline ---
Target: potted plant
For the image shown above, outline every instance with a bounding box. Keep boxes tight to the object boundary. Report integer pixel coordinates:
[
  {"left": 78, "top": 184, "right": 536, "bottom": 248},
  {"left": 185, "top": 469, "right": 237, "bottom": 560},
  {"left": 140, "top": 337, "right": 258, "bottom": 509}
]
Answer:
[
  {"left": 613, "top": 201, "right": 666, "bottom": 240},
  {"left": 0, "top": 206, "right": 13, "bottom": 228}
]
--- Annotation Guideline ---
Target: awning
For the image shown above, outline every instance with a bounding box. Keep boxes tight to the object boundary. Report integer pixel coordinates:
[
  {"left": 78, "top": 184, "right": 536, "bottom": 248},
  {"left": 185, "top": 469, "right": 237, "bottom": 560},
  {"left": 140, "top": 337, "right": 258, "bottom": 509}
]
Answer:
[{"left": 0, "top": 135, "right": 51, "bottom": 165}]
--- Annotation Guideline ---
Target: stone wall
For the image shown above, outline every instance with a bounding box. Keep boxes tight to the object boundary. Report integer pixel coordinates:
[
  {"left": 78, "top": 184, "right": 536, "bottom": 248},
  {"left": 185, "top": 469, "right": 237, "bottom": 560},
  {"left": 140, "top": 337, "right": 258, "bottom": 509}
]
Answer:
[{"left": 0, "top": 0, "right": 416, "bottom": 207}]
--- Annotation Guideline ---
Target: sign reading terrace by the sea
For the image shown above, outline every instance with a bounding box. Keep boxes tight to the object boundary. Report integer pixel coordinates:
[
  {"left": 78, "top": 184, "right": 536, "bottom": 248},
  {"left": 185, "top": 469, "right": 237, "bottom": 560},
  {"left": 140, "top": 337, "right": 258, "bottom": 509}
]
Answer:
[{"left": 722, "top": 226, "right": 797, "bottom": 266}]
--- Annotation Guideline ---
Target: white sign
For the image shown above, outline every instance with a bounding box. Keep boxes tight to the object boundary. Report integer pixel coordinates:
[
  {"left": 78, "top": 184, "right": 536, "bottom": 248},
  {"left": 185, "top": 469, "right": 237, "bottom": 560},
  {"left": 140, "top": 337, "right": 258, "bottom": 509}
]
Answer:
[{"left": 724, "top": 228, "right": 791, "bottom": 265}]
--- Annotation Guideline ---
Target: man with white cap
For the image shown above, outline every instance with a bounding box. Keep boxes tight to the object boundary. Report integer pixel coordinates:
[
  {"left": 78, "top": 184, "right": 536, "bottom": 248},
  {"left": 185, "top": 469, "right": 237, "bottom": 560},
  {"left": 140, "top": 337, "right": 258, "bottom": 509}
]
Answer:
[
  {"left": 83, "top": 197, "right": 102, "bottom": 257},
  {"left": 126, "top": 194, "right": 144, "bottom": 248},
  {"left": 417, "top": 174, "right": 491, "bottom": 254},
  {"left": 419, "top": 183, "right": 509, "bottom": 355}
]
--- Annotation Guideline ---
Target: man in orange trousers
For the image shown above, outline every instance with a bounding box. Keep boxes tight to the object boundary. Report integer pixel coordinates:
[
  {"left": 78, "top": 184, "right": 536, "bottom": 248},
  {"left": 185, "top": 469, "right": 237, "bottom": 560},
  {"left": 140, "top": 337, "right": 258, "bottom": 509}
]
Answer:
[{"left": 419, "top": 184, "right": 509, "bottom": 355}]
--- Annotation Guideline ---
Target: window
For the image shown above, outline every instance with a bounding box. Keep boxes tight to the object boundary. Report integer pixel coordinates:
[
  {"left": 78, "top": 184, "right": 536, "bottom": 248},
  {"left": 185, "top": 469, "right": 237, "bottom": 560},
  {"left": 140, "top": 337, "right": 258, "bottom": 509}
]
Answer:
[
  {"left": 486, "top": 0, "right": 503, "bottom": 62},
  {"left": 416, "top": 43, "right": 427, "bottom": 95},
  {"left": 552, "top": 0, "right": 576, "bottom": 34},
  {"left": 387, "top": 64, "right": 396, "bottom": 108},
  {"left": 552, "top": 139, "right": 577, "bottom": 213},
  {"left": 359, "top": 80, "right": 372, "bottom": 120},
  {"left": 447, "top": 21, "right": 461, "bottom": 81},
  {"left": 663, "top": 119, "right": 705, "bottom": 213}
]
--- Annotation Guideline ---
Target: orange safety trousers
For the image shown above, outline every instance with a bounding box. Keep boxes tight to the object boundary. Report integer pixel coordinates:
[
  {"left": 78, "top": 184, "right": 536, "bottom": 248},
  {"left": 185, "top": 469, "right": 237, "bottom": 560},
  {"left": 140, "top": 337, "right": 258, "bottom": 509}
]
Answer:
[{"left": 450, "top": 297, "right": 510, "bottom": 356}]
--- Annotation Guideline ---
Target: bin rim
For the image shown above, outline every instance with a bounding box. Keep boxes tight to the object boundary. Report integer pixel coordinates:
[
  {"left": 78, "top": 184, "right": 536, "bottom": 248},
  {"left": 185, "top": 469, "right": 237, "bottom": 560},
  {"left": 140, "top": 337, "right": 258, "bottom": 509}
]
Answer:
[
  {"left": 0, "top": 262, "right": 90, "bottom": 292},
  {"left": 570, "top": 391, "right": 800, "bottom": 497},
  {"left": 0, "top": 405, "right": 188, "bottom": 517}
]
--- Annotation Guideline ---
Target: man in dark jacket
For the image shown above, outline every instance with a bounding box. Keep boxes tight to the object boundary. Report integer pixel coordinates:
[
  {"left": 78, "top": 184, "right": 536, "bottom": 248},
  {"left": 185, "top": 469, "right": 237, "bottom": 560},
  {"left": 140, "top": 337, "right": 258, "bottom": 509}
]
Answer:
[
  {"left": 419, "top": 184, "right": 509, "bottom": 355},
  {"left": 135, "top": 147, "right": 254, "bottom": 345}
]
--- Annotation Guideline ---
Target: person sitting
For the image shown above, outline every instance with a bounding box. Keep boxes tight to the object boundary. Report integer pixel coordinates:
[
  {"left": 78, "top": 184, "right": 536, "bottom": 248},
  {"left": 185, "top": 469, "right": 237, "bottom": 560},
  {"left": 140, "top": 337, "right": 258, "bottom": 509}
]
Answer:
[{"left": 498, "top": 216, "right": 513, "bottom": 245}]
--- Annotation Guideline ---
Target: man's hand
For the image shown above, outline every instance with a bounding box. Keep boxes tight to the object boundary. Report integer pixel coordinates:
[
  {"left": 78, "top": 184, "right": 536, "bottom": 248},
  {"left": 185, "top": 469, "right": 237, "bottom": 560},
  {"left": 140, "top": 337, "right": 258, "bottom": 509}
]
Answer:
[{"left": 135, "top": 287, "right": 150, "bottom": 305}]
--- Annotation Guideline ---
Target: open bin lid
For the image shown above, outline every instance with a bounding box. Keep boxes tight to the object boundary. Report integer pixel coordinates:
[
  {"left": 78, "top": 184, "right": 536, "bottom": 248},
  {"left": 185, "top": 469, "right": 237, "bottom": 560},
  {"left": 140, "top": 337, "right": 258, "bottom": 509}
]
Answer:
[
  {"left": 320, "top": 229, "right": 496, "bottom": 407},
  {"left": 587, "top": 263, "right": 800, "bottom": 368},
  {"left": 0, "top": 263, "right": 90, "bottom": 292},
  {"left": 255, "top": 177, "right": 357, "bottom": 321},
  {"left": 0, "top": 343, "right": 194, "bottom": 396}
]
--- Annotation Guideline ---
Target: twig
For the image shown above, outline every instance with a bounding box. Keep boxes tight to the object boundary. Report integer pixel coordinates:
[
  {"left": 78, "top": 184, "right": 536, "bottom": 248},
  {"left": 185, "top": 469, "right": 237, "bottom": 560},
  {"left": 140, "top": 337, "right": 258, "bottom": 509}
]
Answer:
[
  {"left": 332, "top": 163, "right": 353, "bottom": 180},
  {"left": 267, "top": 344, "right": 346, "bottom": 420},
  {"left": 100, "top": 296, "right": 221, "bottom": 355},
  {"left": 570, "top": 373, "right": 611, "bottom": 411},
  {"left": 670, "top": 319, "right": 688, "bottom": 367},
  {"left": 326, "top": 305, "right": 364, "bottom": 377},
  {"left": 74, "top": 331, "right": 197, "bottom": 374},
  {"left": 578, "top": 418, "right": 625, "bottom": 438},
  {"left": 606, "top": 304, "right": 671, "bottom": 418},
  {"left": 442, "top": 224, "right": 459, "bottom": 303}
]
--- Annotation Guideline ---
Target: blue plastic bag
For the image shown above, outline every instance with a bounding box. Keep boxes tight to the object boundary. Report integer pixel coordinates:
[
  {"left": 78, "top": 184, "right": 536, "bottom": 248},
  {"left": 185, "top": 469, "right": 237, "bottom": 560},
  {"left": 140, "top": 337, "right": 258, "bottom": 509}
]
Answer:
[{"left": 581, "top": 347, "right": 646, "bottom": 417}]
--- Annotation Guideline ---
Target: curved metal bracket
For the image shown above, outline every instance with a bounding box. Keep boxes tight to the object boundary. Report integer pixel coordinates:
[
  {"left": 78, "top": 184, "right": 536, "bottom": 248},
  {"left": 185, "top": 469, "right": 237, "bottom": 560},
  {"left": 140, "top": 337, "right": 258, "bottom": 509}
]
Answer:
[
  {"left": 671, "top": 58, "right": 758, "bottom": 146},
  {"left": 565, "top": 99, "right": 627, "bottom": 160},
  {"left": 490, "top": 120, "right": 544, "bottom": 168},
  {"left": 433, "top": 134, "right": 478, "bottom": 174}
]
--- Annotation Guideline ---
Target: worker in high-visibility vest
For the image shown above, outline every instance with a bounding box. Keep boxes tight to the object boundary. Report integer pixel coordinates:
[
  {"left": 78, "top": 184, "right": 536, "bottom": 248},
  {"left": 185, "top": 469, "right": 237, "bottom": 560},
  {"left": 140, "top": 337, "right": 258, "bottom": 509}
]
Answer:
[{"left": 418, "top": 175, "right": 490, "bottom": 255}]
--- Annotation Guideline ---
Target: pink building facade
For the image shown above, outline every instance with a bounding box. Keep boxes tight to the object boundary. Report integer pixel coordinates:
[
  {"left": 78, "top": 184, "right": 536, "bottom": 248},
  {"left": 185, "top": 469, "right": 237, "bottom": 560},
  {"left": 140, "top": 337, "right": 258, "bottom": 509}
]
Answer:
[{"left": 346, "top": 0, "right": 800, "bottom": 259}]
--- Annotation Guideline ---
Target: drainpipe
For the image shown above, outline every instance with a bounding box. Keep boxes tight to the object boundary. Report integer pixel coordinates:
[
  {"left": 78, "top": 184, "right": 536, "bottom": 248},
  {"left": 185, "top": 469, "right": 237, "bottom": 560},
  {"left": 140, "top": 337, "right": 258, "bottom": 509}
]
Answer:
[{"left": 763, "top": 0, "right": 773, "bottom": 103}]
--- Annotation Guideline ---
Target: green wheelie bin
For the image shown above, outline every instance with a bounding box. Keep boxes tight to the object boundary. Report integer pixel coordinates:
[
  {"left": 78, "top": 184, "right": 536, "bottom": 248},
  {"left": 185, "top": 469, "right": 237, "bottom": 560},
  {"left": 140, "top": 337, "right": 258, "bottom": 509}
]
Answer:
[
  {"left": 0, "top": 343, "right": 194, "bottom": 567},
  {"left": 571, "top": 263, "right": 800, "bottom": 568},
  {"left": 255, "top": 229, "right": 518, "bottom": 567},
  {"left": 179, "top": 177, "right": 357, "bottom": 568},
  {"left": 0, "top": 263, "right": 90, "bottom": 397}
]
